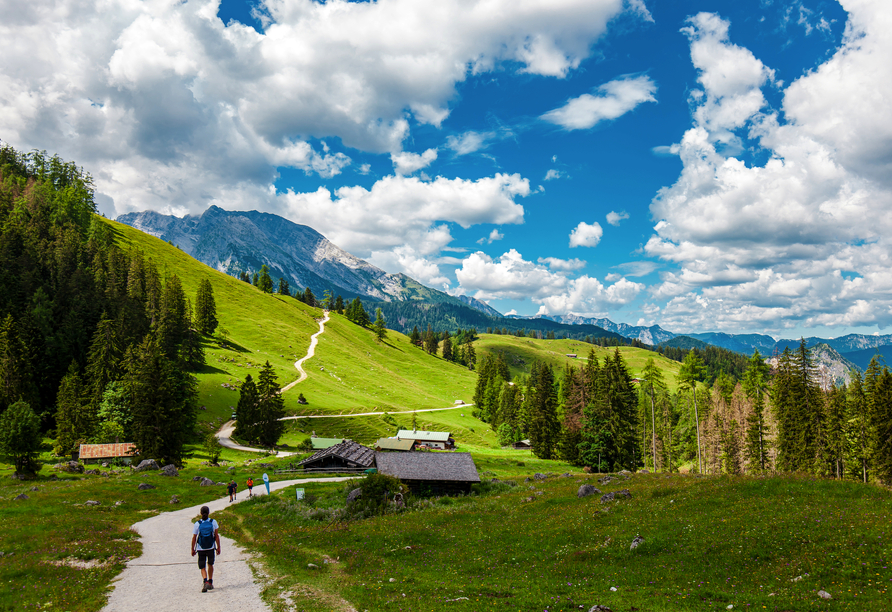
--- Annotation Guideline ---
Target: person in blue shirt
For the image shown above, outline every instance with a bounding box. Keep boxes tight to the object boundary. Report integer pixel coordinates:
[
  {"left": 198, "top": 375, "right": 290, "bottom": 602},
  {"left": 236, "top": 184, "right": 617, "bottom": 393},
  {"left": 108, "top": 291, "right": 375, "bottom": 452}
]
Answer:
[{"left": 191, "top": 505, "right": 221, "bottom": 592}]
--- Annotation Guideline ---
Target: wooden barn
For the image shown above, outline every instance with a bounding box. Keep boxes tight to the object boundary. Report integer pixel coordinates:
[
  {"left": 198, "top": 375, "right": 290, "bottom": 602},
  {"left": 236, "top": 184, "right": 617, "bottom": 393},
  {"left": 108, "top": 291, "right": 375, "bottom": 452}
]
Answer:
[
  {"left": 297, "top": 440, "right": 375, "bottom": 472},
  {"left": 395, "top": 429, "right": 455, "bottom": 450},
  {"left": 511, "top": 439, "right": 532, "bottom": 450},
  {"left": 78, "top": 443, "right": 137, "bottom": 464},
  {"left": 375, "top": 451, "right": 480, "bottom": 496}
]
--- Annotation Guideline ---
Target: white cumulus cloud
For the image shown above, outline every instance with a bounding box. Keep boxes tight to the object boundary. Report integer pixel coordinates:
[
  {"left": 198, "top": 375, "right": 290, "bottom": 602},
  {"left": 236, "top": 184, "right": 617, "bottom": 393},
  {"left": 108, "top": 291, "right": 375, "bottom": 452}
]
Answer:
[
  {"left": 541, "top": 74, "right": 657, "bottom": 130},
  {"left": 569, "top": 221, "right": 604, "bottom": 248},
  {"left": 606, "top": 210, "right": 629, "bottom": 226},
  {"left": 391, "top": 149, "right": 438, "bottom": 176}
]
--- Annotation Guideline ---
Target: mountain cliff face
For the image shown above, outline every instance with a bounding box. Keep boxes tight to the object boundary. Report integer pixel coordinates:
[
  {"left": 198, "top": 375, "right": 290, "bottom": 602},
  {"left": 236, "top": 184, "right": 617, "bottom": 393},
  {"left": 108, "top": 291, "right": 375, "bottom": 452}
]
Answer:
[
  {"left": 116, "top": 206, "right": 499, "bottom": 315},
  {"left": 529, "top": 314, "right": 675, "bottom": 345}
]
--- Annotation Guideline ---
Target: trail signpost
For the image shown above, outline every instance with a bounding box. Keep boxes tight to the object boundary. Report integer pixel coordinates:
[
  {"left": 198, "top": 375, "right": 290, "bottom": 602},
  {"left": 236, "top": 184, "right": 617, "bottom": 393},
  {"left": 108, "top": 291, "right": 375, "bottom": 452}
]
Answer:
[{"left": 263, "top": 472, "right": 270, "bottom": 495}]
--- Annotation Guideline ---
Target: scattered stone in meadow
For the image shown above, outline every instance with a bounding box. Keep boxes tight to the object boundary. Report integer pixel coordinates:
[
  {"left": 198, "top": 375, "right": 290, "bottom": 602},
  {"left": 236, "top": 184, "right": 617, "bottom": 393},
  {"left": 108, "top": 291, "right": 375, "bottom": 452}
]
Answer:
[
  {"left": 14, "top": 493, "right": 29, "bottom": 501},
  {"left": 307, "top": 563, "right": 319, "bottom": 569},
  {"left": 159, "top": 464, "right": 178, "bottom": 477},
  {"left": 639, "top": 469, "right": 650, "bottom": 474},
  {"left": 588, "top": 606, "right": 614, "bottom": 612},
  {"left": 346, "top": 488, "right": 362, "bottom": 504},
  {"left": 389, "top": 578, "right": 396, "bottom": 583},
  {"left": 609, "top": 586, "right": 618, "bottom": 591},
  {"left": 600, "top": 492, "right": 615, "bottom": 503},
  {"left": 101, "top": 472, "right": 109, "bottom": 477},
  {"left": 192, "top": 476, "right": 202, "bottom": 481},
  {"left": 115, "top": 501, "right": 124, "bottom": 506},
  {"left": 818, "top": 590, "right": 832, "bottom": 599},
  {"left": 445, "top": 597, "right": 469, "bottom": 602},
  {"left": 598, "top": 475, "right": 614, "bottom": 485},
  {"left": 60, "top": 461, "right": 84, "bottom": 474},
  {"left": 199, "top": 477, "right": 216, "bottom": 487},
  {"left": 137, "top": 483, "right": 156, "bottom": 490},
  {"left": 134, "top": 459, "right": 159, "bottom": 472},
  {"left": 617, "top": 489, "right": 632, "bottom": 499},
  {"left": 726, "top": 605, "right": 734, "bottom": 610},
  {"left": 522, "top": 496, "right": 535, "bottom": 503},
  {"left": 84, "top": 500, "right": 100, "bottom": 506},
  {"left": 534, "top": 473, "right": 547, "bottom": 480},
  {"left": 85, "top": 469, "right": 101, "bottom": 475},
  {"left": 578, "top": 484, "right": 601, "bottom": 498},
  {"left": 30, "top": 486, "right": 38, "bottom": 491},
  {"left": 630, "top": 535, "right": 644, "bottom": 550},
  {"left": 169, "top": 496, "right": 180, "bottom": 504}
]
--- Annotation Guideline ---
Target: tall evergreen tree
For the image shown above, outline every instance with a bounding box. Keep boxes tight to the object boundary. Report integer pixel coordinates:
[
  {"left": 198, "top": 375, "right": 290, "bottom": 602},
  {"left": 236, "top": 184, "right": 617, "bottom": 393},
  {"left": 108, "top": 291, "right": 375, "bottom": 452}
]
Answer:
[
  {"left": 441, "top": 332, "right": 453, "bottom": 361},
  {"left": 527, "top": 362, "right": 560, "bottom": 459},
  {"left": 194, "top": 278, "right": 218, "bottom": 335},
  {"left": 742, "top": 350, "right": 771, "bottom": 471},
  {"left": 124, "top": 333, "right": 197, "bottom": 466},
  {"left": 870, "top": 366, "right": 892, "bottom": 484},
  {"left": 256, "top": 361, "right": 285, "bottom": 447},
  {"left": 409, "top": 325, "right": 421, "bottom": 347},
  {"left": 234, "top": 374, "right": 260, "bottom": 442},
  {"left": 277, "top": 277, "right": 290, "bottom": 296},
  {"left": 256, "top": 265, "right": 273, "bottom": 293},
  {"left": 0, "top": 314, "right": 33, "bottom": 414},
  {"left": 640, "top": 358, "right": 667, "bottom": 471},
  {"left": 334, "top": 295, "right": 345, "bottom": 314},
  {"left": 847, "top": 369, "right": 871, "bottom": 482},
  {"left": 773, "top": 340, "right": 823, "bottom": 472},
  {"left": 424, "top": 324, "right": 439, "bottom": 355},
  {"left": 157, "top": 274, "right": 189, "bottom": 360},
  {"left": 373, "top": 308, "right": 387, "bottom": 343},
  {"left": 53, "top": 361, "right": 92, "bottom": 456},
  {"left": 302, "top": 286, "right": 316, "bottom": 307}
]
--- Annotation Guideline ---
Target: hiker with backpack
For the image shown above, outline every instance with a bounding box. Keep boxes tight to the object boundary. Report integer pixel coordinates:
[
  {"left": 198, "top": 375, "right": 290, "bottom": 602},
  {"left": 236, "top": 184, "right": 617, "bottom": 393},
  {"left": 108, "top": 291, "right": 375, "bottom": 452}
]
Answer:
[
  {"left": 246, "top": 477, "right": 254, "bottom": 498},
  {"left": 191, "top": 505, "right": 221, "bottom": 593},
  {"left": 227, "top": 479, "right": 237, "bottom": 502}
]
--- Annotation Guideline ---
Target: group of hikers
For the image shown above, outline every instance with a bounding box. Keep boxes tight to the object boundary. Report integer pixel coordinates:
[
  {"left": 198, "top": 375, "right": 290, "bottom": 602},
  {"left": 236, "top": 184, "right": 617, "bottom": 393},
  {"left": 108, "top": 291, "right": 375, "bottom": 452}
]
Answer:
[{"left": 190, "top": 477, "right": 257, "bottom": 592}]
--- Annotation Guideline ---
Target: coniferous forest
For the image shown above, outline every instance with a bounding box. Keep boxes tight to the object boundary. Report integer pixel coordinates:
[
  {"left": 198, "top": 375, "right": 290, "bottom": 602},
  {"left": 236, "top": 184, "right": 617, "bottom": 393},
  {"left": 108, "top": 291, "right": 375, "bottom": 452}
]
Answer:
[
  {"left": 473, "top": 342, "right": 892, "bottom": 484},
  {"left": 0, "top": 143, "right": 210, "bottom": 467}
]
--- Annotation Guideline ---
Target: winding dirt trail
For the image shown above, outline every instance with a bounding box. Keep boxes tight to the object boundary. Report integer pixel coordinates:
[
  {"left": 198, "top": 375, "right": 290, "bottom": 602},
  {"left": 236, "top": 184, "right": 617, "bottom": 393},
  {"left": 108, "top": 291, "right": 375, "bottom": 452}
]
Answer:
[
  {"left": 102, "top": 476, "right": 358, "bottom": 612},
  {"left": 281, "top": 310, "right": 329, "bottom": 393}
]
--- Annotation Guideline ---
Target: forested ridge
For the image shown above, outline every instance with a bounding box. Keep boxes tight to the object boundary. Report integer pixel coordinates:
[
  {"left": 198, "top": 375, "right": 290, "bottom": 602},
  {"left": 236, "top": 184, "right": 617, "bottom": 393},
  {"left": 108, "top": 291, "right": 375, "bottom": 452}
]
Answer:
[
  {"left": 474, "top": 341, "right": 892, "bottom": 484},
  {"left": 0, "top": 143, "right": 216, "bottom": 467}
]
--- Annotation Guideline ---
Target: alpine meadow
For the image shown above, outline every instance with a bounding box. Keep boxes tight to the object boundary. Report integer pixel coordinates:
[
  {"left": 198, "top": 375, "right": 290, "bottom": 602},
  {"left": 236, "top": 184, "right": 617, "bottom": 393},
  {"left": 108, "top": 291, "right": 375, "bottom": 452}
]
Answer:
[{"left": 3, "top": 1, "right": 892, "bottom": 611}]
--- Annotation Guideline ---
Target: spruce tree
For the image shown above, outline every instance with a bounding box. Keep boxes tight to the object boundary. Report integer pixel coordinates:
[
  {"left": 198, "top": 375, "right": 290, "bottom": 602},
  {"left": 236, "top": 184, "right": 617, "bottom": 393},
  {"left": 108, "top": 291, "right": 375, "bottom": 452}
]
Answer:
[
  {"left": 302, "top": 286, "right": 316, "bottom": 307},
  {"left": 334, "top": 295, "right": 345, "bottom": 313},
  {"left": 528, "top": 362, "right": 560, "bottom": 460},
  {"left": 373, "top": 308, "right": 387, "bottom": 343},
  {"left": 441, "top": 333, "right": 453, "bottom": 361},
  {"left": 871, "top": 368, "right": 892, "bottom": 484},
  {"left": 235, "top": 374, "right": 260, "bottom": 442},
  {"left": 54, "top": 361, "right": 92, "bottom": 456},
  {"left": 847, "top": 370, "right": 871, "bottom": 482},
  {"left": 424, "top": 324, "right": 439, "bottom": 355},
  {"left": 742, "top": 350, "right": 771, "bottom": 471},
  {"left": 157, "top": 274, "right": 189, "bottom": 360},
  {"left": 257, "top": 265, "right": 274, "bottom": 293},
  {"left": 194, "top": 278, "right": 218, "bottom": 335},
  {"left": 409, "top": 325, "right": 421, "bottom": 347},
  {"left": 277, "top": 277, "right": 290, "bottom": 296},
  {"left": 256, "top": 362, "right": 285, "bottom": 447}
]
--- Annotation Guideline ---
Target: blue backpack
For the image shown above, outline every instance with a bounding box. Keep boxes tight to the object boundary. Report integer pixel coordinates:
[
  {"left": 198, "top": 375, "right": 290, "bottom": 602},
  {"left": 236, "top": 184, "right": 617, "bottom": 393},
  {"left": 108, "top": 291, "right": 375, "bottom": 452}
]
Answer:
[{"left": 197, "top": 518, "right": 215, "bottom": 549}]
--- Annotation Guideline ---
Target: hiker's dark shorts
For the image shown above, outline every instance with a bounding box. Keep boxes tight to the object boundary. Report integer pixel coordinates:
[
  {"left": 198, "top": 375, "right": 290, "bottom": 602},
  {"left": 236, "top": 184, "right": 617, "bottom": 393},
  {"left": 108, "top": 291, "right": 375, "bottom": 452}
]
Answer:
[{"left": 197, "top": 550, "right": 215, "bottom": 569}]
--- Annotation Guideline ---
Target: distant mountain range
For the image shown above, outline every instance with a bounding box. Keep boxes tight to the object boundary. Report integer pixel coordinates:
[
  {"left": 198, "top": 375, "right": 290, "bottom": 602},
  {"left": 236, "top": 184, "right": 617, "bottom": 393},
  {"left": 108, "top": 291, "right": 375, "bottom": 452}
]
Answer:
[{"left": 118, "top": 206, "right": 892, "bottom": 374}]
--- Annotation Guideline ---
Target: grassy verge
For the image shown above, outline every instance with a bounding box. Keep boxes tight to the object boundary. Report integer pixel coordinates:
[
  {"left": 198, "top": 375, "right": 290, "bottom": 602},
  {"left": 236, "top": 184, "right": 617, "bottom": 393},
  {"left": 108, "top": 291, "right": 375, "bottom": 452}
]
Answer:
[
  {"left": 218, "top": 470, "right": 892, "bottom": 612},
  {"left": 0, "top": 447, "right": 315, "bottom": 612}
]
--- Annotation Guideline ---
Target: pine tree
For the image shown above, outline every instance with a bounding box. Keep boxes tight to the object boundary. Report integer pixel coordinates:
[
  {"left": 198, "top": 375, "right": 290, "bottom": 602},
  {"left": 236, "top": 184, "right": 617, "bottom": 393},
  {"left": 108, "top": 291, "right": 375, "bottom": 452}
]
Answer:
[
  {"left": 773, "top": 340, "right": 823, "bottom": 472},
  {"left": 677, "top": 349, "right": 707, "bottom": 473},
  {"left": 742, "top": 350, "right": 771, "bottom": 471},
  {"left": 0, "top": 314, "right": 33, "bottom": 414},
  {"left": 194, "top": 278, "right": 218, "bottom": 335},
  {"left": 424, "top": 324, "right": 439, "bottom": 355},
  {"left": 528, "top": 362, "right": 560, "bottom": 459},
  {"left": 256, "top": 361, "right": 285, "bottom": 447},
  {"left": 302, "top": 286, "right": 316, "bottom": 307},
  {"left": 54, "top": 361, "right": 92, "bottom": 456},
  {"left": 441, "top": 332, "right": 453, "bottom": 361},
  {"left": 871, "top": 367, "right": 892, "bottom": 484},
  {"left": 157, "top": 274, "right": 189, "bottom": 360},
  {"left": 409, "top": 325, "right": 421, "bottom": 347},
  {"left": 334, "top": 295, "right": 345, "bottom": 314},
  {"left": 277, "top": 277, "right": 290, "bottom": 296},
  {"left": 373, "top": 308, "right": 387, "bottom": 343},
  {"left": 125, "top": 333, "right": 197, "bottom": 466},
  {"left": 823, "top": 383, "right": 848, "bottom": 478},
  {"left": 179, "top": 302, "right": 205, "bottom": 370},
  {"left": 847, "top": 370, "right": 870, "bottom": 482},
  {"left": 234, "top": 374, "right": 260, "bottom": 442},
  {"left": 640, "top": 358, "right": 667, "bottom": 471},
  {"left": 256, "top": 265, "right": 273, "bottom": 293}
]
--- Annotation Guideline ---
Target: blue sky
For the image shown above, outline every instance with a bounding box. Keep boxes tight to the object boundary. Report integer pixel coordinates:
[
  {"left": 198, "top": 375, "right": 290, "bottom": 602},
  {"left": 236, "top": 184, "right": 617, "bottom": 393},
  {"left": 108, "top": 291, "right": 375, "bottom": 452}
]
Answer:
[{"left": 2, "top": 0, "right": 890, "bottom": 338}]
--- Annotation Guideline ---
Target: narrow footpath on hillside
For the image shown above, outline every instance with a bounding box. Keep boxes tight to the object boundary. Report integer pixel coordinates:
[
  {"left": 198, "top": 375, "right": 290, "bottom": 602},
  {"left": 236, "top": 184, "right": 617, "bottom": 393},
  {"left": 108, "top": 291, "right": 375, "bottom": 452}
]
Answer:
[
  {"left": 102, "top": 476, "right": 359, "bottom": 612},
  {"left": 216, "top": 307, "right": 471, "bottom": 456}
]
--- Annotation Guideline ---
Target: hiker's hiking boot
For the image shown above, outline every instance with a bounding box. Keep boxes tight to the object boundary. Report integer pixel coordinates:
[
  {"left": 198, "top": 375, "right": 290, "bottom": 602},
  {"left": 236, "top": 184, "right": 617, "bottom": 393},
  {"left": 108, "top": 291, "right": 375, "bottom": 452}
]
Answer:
[
  {"left": 202, "top": 581, "right": 208, "bottom": 593},
  {"left": 207, "top": 581, "right": 214, "bottom": 591}
]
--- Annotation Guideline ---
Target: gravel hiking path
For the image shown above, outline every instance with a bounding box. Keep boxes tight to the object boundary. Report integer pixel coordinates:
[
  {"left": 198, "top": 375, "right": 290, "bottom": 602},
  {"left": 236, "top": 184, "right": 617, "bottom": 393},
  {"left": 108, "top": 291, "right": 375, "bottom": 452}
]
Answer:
[
  {"left": 102, "top": 476, "right": 357, "bottom": 612},
  {"left": 281, "top": 310, "right": 330, "bottom": 393}
]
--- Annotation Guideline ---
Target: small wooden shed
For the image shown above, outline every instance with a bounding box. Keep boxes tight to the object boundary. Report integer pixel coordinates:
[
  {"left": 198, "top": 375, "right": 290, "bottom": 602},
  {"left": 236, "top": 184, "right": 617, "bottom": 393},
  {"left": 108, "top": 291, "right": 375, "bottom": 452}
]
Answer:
[
  {"left": 511, "top": 439, "right": 532, "bottom": 450},
  {"left": 78, "top": 443, "right": 137, "bottom": 464},
  {"left": 297, "top": 440, "right": 375, "bottom": 471},
  {"left": 375, "top": 451, "right": 480, "bottom": 496}
]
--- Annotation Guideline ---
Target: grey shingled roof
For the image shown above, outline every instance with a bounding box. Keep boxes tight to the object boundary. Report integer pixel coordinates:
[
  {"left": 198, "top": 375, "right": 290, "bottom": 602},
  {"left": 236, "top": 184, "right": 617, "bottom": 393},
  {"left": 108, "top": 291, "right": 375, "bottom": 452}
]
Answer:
[
  {"left": 375, "top": 451, "right": 480, "bottom": 483},
  {"left": 297, "top": 440, "right": 375, "bottom": 468}
]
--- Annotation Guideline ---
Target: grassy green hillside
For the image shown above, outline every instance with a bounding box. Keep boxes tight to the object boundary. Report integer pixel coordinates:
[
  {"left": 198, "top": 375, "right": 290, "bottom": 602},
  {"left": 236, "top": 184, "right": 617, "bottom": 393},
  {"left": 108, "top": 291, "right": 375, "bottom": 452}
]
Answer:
[
  {"left": 104, "top": 219, "right": 478, "bottom": 427},
  {"left": 473, "top": 334, "right": 684, "bottom": 390}
]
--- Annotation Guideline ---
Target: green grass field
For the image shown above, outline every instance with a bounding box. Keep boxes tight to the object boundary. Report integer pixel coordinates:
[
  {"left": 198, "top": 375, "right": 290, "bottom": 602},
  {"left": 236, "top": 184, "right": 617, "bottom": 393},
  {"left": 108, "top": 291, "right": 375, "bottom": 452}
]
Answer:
[
  {"left": 218, "top": 471, "right": 892, "bottom": 612},
  {"left": 474, "top": 334, "right": 684, "bottom": 390}
]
